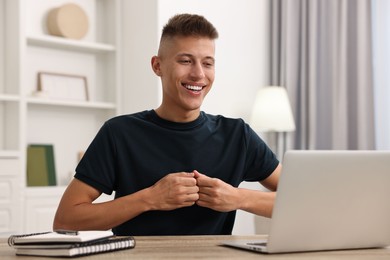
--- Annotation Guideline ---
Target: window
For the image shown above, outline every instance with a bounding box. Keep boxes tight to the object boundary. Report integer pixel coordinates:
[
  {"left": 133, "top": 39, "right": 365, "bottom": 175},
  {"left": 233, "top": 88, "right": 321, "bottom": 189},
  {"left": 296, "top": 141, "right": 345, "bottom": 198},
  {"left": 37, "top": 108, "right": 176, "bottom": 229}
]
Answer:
[{"left": 372, "top": 0, "right": 390, "bottom": 149}]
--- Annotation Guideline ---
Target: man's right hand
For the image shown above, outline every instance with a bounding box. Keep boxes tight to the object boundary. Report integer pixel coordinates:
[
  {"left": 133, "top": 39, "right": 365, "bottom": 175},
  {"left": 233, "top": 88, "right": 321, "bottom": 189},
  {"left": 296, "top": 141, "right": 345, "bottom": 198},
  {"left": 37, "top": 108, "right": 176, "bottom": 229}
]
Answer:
[{"left": 146, "top": 172, "right": 199, "bottom": 211}]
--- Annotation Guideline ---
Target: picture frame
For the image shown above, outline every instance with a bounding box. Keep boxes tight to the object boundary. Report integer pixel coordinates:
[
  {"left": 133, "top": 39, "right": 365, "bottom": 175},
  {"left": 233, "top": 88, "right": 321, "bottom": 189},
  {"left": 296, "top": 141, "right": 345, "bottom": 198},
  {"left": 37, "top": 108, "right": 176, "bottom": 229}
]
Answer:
[{"left": 37, "top": 72, "right": 89, "bottom": 101}]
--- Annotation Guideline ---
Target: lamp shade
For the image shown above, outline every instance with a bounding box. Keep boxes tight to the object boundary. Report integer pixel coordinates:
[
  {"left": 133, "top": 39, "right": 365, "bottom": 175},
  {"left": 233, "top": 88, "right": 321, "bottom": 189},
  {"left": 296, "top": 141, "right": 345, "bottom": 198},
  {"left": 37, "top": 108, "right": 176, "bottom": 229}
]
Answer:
[{"left": 250, "top": 86, "right": 296, "bottom": 132}]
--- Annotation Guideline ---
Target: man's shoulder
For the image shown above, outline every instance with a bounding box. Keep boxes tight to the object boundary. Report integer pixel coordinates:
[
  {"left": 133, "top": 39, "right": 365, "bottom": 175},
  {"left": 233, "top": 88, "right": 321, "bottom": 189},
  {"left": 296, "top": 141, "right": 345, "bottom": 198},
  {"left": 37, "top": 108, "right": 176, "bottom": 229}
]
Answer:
[
  {"left": 203, "top": 112, "right": 246, "bottom": 126},
  {"left": 106, "top": 110, "right": 152, "bottom": 124}
]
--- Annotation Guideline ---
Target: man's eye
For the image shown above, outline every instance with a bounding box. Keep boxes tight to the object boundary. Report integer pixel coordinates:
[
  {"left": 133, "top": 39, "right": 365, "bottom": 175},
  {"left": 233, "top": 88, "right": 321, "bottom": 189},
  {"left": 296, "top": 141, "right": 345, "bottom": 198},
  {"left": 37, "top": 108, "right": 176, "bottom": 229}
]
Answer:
[{"left": 179, "top": 60, "right": 191, "bottom": 64}]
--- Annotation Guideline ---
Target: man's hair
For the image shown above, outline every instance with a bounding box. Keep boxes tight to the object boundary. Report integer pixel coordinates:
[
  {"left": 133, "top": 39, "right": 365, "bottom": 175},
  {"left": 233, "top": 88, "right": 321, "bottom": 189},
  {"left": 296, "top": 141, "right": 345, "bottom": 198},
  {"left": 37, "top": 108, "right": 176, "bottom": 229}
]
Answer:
[{"left": 161, "top": 14, "right": 219, "bottom": 41}]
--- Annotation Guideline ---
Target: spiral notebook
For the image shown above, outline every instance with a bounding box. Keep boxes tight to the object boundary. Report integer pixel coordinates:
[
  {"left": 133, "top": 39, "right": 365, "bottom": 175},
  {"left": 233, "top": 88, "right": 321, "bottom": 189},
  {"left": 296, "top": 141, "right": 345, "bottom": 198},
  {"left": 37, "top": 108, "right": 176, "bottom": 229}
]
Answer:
[{"left": 8, "top": 231, "right": 135, "bottom": 257}]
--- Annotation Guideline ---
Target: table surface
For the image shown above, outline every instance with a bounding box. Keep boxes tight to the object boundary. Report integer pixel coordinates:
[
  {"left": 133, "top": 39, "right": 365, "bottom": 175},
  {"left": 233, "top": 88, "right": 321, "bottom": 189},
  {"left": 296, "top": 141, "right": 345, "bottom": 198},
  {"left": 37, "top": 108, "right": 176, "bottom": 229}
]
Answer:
[{"left": 2, "top": 235, "right": 390, "bottom": 259}]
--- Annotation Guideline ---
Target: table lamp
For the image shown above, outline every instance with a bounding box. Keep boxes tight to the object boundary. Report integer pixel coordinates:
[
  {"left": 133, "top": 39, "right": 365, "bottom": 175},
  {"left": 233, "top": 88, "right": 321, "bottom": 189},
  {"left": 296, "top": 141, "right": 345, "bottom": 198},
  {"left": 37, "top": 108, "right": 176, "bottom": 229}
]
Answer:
[{"left": 250, "top": 86, "right": 296, "bottom": 159}]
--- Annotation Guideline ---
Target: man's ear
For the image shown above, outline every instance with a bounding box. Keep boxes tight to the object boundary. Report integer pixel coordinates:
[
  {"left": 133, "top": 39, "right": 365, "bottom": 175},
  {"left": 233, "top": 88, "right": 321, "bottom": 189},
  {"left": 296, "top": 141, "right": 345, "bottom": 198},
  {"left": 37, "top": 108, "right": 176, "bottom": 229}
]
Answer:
[{"left": 151, "top": 56, "right": 162, "bottom": 76}]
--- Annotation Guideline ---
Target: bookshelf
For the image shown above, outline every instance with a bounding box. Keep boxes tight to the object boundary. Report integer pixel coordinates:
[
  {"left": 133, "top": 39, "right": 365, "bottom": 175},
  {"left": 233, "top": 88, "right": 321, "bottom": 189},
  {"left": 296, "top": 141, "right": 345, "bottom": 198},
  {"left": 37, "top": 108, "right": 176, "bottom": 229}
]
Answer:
[{"left": 0, "top": 0, "right": 121, "bottom": 233}]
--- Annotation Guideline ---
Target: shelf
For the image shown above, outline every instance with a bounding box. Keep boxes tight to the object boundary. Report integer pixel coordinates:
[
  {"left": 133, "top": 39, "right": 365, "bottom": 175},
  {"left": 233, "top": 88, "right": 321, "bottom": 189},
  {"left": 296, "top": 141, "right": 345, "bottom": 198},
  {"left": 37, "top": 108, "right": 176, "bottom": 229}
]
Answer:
[
  {"left": 26, "top": 97, "right": 116, "bottom": 110},
  {"left": 25, "top": 186, "right": 114, "bottom": 203},
  {"left": 0, "top": 150, "right": 20, "bottom": 158},
  {"left": 0, "top": 0, "right": 122, "bottom": 234},
  {"left": 0, "top": 94, "right": 19, "bottom": 102},
  {"left": 27, "top": 35, "right": 116, "bottom": 54},
  {"left": 25, "top": 185, "right": 67, "bottom": 196}
]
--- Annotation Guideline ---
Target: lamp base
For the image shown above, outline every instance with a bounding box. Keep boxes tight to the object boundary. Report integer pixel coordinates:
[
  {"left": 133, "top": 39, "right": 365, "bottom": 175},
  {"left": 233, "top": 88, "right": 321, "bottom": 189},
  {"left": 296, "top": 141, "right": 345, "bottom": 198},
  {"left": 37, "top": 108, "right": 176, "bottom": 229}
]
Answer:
[{"left": 265, "top": 131, "right": 288, "bottom": 161}]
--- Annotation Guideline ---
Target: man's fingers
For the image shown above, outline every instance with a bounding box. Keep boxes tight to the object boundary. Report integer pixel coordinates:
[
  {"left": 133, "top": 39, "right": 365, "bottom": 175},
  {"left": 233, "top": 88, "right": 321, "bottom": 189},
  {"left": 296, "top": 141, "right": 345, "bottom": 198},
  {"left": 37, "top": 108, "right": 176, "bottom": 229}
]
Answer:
[
  {"left": 196, "top": 175, "right": 216, "bottom": 187},
  {"left": 185, "top": 193, "right": 199, "bottom": 202},
  {"left": 193, "top": 170, "right": 202, "bottom": 178},
  {"left": 175, "top": 171, "right": 195, "bottom": 177}
]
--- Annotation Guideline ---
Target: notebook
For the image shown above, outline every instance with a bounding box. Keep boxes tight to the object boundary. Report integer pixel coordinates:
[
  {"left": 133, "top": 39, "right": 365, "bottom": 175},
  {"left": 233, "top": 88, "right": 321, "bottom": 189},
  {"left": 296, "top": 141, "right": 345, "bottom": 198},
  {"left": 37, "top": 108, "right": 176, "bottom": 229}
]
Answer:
[
  {"left": 8, "top": 230, "right": 114, "bottom": 244},
  {"left": 224, "top": 150, "right": 390, "bottom": 254},
  {"left": 8, "top": 230, "right": 135, "bottom": 257}
]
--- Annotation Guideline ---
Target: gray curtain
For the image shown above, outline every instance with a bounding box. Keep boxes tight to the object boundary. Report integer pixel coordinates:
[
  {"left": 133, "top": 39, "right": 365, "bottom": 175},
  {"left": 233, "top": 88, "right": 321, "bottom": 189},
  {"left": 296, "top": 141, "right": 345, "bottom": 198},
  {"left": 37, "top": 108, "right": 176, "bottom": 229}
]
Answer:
[{"left": 269, "top": 0, "right": 375, "bottom": 150}]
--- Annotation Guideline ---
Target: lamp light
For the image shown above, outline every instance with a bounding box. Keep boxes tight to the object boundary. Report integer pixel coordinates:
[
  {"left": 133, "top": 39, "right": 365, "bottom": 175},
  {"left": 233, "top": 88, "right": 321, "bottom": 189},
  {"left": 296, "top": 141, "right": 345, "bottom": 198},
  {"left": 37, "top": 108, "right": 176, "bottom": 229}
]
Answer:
[{"left": 250, "top": 86, "right": 296, "bottom": 159}]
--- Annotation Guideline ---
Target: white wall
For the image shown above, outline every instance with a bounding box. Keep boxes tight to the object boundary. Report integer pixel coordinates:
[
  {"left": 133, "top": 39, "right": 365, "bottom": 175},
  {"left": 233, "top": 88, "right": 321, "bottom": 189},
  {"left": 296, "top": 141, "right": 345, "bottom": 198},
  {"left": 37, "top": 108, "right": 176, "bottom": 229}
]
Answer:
[
  {"left": 121, "top": 0, "right": 160, "bottom": 113},
  {"left": 122, "top": 0, "right": 269, "bottom": 122},
  {"left": 121, "top": 0, "right": 270, "bottom": 234},
  {"left": 156, "top": 0, "right": 269, "bottom": 122},
  {"left": 372, "top": 0, "right": 390, "bottom": 149}
]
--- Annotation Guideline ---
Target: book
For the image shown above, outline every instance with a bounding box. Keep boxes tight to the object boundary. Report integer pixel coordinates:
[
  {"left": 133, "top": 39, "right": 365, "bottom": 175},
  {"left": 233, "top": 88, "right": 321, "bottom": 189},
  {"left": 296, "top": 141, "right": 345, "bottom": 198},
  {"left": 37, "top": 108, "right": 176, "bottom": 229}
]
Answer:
[
  {"left": 14, "top": 236, "right": 135, "bottom": 257},
  {"left": 26, "top": 144, "right": 57, "bottom": 186},
  {"left": 37, "top": 144, "right": 57, "bottom": 186},
  {"left": 8, "top": 230, "right": 114, "bottom": 245},
  {"left": 8, "top": 231, "right": 135, "bottom": 257},
  {"left": 26, "top": 146, "right": 49, "bottom": 186}
]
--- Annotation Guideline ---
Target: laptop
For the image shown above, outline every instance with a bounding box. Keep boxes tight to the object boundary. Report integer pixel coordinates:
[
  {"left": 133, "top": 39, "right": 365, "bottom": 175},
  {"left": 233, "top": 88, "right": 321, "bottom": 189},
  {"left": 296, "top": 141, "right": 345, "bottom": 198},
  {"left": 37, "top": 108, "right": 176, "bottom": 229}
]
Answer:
[{"left": 224, "top": 150, "right": 390, "bottom": 254}]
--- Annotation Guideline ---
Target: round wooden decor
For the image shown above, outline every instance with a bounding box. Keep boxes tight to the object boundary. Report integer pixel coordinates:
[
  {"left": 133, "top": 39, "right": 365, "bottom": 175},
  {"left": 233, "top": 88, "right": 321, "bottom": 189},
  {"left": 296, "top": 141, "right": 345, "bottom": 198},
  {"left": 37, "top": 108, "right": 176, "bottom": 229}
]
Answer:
[{"left": 47, "top": 3, "right": 89, "bottom": 40}]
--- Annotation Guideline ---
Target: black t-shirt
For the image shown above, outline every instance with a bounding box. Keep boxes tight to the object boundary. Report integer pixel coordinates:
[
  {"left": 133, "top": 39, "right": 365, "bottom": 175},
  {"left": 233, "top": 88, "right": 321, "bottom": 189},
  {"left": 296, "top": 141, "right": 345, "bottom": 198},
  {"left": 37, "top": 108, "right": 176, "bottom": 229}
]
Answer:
[{"left": 75, "top": 110, "right": 279, "bottom": 235}]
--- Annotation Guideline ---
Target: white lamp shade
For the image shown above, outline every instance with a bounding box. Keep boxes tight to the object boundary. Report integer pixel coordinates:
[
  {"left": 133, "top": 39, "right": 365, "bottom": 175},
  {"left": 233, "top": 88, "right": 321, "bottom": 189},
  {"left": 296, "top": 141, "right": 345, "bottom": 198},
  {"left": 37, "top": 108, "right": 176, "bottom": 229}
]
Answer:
[{"left": 250, "top": 86, "right": 296, "bottom": 132}]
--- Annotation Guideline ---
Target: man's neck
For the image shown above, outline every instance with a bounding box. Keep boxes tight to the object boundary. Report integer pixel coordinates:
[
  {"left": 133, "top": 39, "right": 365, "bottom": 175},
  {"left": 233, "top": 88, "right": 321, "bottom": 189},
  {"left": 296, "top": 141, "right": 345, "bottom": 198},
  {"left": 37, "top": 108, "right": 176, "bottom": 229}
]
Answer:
[{"left": 154, "top": 106, "right": 200, "bottom": 123}]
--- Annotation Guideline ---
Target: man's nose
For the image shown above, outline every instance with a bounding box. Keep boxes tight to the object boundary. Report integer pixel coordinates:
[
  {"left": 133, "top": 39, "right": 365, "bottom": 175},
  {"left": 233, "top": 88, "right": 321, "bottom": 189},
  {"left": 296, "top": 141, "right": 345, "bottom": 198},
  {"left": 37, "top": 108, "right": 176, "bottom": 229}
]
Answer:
[{"left": 190, "top": 62, "right": 205, "bottom": 79}]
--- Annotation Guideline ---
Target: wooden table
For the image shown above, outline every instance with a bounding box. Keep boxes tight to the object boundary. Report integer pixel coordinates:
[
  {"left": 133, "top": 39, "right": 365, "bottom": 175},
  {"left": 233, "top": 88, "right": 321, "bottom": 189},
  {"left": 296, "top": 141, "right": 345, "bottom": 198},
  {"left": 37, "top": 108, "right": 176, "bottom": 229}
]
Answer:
[{"left": 2, "top": 235, "right": 390, "bottom": 259}]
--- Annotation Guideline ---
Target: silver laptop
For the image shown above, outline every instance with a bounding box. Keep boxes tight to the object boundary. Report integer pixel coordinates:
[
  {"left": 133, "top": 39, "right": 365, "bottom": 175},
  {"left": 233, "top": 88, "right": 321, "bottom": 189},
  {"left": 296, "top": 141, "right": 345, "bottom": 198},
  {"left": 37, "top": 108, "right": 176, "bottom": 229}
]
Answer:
[{"left": 224, "top": 150, "right": 390, "bottom": 253}]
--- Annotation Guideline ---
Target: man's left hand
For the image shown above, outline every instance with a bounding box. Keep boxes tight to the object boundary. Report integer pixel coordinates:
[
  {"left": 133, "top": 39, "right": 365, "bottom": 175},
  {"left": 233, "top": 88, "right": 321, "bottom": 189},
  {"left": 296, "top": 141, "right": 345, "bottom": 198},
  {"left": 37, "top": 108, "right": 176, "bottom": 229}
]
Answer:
[{"left": 193, "top": 170, "right": 240, "bottom": 212}]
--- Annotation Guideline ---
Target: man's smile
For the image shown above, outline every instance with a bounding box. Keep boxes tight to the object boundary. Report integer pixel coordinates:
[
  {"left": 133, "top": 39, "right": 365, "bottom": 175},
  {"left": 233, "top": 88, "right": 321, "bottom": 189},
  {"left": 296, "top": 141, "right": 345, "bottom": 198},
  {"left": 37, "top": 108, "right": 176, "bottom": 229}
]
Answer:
[{"left": 182, "top": 83, "right": 205, "bottom": 92}]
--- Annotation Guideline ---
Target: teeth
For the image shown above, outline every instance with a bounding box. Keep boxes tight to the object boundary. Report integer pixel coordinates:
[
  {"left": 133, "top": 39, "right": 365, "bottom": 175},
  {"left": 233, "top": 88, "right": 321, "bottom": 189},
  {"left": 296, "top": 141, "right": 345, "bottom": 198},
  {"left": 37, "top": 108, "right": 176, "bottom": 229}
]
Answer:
[{"left": 185, "top": 85, "right": 202, "bottom": 91}]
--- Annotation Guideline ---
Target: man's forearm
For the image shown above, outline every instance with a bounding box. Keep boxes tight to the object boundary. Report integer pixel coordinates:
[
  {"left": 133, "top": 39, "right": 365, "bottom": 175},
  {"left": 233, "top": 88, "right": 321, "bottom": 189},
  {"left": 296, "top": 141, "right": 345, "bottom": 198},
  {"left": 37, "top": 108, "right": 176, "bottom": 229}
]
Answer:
[
  {"left": 54, "top": 172, "right": 199, "bottom": 231},
  {"left": 237, "top": 188, "right": 276, "bottom": 218},
  {"left": 53, "top": 188, "right": 152, "bottom": 231}
]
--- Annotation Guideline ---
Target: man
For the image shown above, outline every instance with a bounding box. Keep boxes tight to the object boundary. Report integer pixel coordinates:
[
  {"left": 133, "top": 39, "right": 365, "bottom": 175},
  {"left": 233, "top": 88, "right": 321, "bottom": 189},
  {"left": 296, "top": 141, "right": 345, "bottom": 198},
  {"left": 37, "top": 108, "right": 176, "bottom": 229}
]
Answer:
[{"left": 53, "top": 14, "right": 281, "bottom": 235}]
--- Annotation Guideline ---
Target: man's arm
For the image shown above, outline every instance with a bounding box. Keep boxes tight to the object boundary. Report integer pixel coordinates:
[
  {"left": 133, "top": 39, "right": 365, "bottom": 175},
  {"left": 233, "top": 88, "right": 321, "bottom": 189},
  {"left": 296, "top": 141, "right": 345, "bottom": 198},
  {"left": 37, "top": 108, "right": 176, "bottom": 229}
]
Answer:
[
  {"left": 195, "top": 163, "right": 281, "bottom": 218},
  {"left": 53, "top": 172, "right": 199, "bottom": 231}
]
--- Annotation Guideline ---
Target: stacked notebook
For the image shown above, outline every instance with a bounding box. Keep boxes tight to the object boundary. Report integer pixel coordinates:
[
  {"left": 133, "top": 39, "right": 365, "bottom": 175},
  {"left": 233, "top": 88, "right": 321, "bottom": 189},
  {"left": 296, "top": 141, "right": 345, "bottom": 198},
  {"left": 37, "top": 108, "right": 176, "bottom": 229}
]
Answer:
[{"left": 8, "top": 230, "right": 135, "bottom": 257}]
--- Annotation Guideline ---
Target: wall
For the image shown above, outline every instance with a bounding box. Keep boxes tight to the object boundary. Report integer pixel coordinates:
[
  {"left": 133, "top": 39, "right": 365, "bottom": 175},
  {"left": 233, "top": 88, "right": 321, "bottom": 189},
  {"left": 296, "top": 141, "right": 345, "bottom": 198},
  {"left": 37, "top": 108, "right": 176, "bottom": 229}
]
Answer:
[
  {"left": 121, "top": 0, "right": 270, "bottom": 234},
  {"left": 121, "top": 0, "right": 160, "bottom": 113},
  {"left": 372, "top": 0, "right": 390, "bottom": 149},
  {"left": 122, "top": 0, "right": 269, "bottom": 122}
]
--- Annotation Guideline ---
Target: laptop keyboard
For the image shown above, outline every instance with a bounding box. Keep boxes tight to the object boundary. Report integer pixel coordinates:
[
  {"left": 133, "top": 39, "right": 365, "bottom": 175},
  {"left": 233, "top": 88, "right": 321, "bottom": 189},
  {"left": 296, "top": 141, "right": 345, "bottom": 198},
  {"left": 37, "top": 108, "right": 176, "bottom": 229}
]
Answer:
[{"left": 247, "top": 242, "right": 267, "bottom": 247}]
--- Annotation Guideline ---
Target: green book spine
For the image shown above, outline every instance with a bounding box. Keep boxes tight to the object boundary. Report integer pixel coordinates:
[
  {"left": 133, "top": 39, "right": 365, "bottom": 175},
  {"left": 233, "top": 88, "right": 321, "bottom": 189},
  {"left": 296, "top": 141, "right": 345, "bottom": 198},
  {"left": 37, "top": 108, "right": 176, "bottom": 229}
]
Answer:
[
  {"left": 26, "top": 146, "right": 49, "bottom": 186},
  {"left": 44, "top": 145, "right": 56, "bottom": 186},
  {"left": 30, "top": 144, "right": 57, "bottom": 186}
]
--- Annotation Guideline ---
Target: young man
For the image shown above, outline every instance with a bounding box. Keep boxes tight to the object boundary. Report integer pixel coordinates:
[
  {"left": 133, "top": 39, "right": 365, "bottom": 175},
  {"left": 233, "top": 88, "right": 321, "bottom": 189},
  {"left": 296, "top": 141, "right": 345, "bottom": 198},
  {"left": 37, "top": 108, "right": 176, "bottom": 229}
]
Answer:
[{"left": 53, "top": 14, "right": 281, "bottom": 235}]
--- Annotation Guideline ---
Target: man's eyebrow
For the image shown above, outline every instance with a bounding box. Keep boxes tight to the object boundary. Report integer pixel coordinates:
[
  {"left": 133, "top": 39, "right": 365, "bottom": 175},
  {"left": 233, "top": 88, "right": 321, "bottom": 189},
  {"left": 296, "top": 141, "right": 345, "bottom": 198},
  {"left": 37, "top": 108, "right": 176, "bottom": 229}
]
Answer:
[{"left": 176, "top": 53, "right": 215, "bottom": 62}]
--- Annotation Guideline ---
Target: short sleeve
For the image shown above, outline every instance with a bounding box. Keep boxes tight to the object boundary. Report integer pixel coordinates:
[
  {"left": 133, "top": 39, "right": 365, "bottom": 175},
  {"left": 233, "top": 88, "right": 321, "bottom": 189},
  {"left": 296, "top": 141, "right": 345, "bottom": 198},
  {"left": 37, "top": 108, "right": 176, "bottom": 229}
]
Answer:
[
  {"left": 242, "top": 124, "right": 279, "bottom": 182},
  {"left": 75, "top": 122, "right": 117, "bottom": 195}
]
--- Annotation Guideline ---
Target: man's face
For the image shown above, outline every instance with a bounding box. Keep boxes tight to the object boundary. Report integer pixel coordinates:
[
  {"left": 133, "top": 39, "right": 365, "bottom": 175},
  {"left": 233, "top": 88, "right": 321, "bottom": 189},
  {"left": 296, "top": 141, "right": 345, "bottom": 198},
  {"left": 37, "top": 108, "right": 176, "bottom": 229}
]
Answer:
[{"left": 153, "top": 36, "right": 215, "bottom": 114}]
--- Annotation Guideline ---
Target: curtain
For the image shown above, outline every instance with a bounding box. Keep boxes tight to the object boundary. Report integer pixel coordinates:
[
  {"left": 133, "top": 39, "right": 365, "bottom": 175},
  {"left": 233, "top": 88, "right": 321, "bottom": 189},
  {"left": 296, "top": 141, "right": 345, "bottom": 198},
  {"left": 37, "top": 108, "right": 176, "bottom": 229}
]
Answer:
[{"left": 269, "top": 0, "right": 375, "bottom": 150}]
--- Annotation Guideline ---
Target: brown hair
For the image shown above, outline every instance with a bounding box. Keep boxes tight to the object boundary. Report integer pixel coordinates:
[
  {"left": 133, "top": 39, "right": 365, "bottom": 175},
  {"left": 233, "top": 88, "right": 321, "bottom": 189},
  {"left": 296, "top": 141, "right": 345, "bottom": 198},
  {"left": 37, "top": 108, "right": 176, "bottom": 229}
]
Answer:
[{"left": 161, "top": 14, "right": 219, "bottom": 40}]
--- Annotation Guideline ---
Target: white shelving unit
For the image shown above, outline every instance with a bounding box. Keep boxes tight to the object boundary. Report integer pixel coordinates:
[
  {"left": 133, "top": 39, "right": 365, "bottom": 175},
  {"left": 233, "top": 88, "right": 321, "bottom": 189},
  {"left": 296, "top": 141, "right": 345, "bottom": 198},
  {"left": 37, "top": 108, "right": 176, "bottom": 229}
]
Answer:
[
  {"left": 27, "top": 35, "right": 116, "bottom": 53},
  {"left": 0, "top": 0, "right": 121, "bottom": 233}
]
